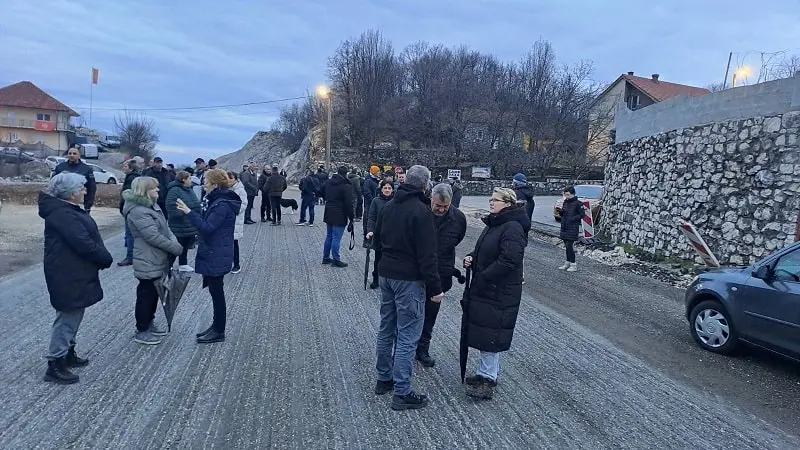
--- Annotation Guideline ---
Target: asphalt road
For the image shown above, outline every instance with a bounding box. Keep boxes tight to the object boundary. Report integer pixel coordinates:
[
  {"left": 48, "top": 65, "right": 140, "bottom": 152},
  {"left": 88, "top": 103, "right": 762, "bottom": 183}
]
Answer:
[{"left": 2, "top": 194, "right": 800, "bottom": 449}]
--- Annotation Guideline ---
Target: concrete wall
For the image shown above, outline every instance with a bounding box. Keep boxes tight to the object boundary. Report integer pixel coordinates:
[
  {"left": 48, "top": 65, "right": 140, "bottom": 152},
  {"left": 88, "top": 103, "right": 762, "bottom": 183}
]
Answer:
[
  {"left": 615, "top": 74, "right": 800, "bottom": 143},
  {"left": 602, "top": 112, "right": 800, "bottom": 266}
]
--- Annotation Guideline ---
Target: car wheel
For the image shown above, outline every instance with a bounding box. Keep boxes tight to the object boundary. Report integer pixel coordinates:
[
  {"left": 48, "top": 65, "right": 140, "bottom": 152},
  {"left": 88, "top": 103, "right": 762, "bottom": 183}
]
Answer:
[
  {"left": 689, "top": 299, "right": 738, "bottom": 355},
  {"left": 108, "top": 178, "right": 117, "bottom": 184}
]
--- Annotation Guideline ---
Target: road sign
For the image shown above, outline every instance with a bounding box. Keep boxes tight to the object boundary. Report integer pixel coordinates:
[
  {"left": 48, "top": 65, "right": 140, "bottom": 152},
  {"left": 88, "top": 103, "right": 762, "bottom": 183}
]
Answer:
[
  {"left": 471, "top": 167, "right": 491, "bottom": 179},
  {"left": 447, "top": 169, "right": 461, "bottom": 180},
  {"left": 581, "top": 200, "right": 595, "bottom": 239},
  {"left": 679, "top": 221, "right": 720, "bottom": 267}
]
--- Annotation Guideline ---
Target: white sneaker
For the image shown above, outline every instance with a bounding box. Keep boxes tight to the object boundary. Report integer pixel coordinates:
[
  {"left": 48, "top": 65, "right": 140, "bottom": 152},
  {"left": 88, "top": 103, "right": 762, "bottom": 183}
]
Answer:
[
  {"left": 296, "top": 222, "right": 307, "bottom": 226},
  {"left": 178, "top": 265, "right": 194, "bottom": 273},
  {"left": 558, "top": 262, "right": 570, "bottom": 270},
  {"left": 566, "top": 263, "right": 577, "bottom": 272},
  {"left": 307, "top": 223, "right": 315, "bottom": 227}
]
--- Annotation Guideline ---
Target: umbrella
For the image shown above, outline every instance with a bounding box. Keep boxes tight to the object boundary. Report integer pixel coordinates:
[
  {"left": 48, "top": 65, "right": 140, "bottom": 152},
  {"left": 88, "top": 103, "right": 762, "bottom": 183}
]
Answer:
[
  {"left": 363, "top": 245, "right": 372, "bottom": 290},
  {"left": 459, "top": 267, "right": 472, "bottom": 383},
  {"left": 154, "top": 267, "right": 192, "bottom": 332}
]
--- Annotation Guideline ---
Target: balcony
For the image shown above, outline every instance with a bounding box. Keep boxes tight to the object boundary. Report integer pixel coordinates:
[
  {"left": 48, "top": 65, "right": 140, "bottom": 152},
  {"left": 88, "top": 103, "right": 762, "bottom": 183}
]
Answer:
[{"left": 0, "top": 117, "right": 68, "bottom": 131}]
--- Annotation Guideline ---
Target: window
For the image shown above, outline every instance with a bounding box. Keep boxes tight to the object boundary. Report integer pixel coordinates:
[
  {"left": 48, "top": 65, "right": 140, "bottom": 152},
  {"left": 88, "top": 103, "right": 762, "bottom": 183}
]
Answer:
[
  {"left": 8, "top": 131, "right": 19, "bottom": 141},
  {"left": 626, "top": 95, "right": 639, "bottom": 110},
  {"left": 773, "top": 250, "right": 800, "bottom": 282},
  {"left": 36, "top": 113, "right": 51, "bottom": 121}
]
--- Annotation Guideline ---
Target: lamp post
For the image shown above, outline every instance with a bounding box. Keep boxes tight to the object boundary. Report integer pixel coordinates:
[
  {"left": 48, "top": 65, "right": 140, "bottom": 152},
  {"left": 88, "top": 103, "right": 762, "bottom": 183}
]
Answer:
[
  {"left": 732, "top": 66, "right": 751, "bottom": 88},
  {"left": 317, "top": 85, "right": 333, "bottom": 172}
]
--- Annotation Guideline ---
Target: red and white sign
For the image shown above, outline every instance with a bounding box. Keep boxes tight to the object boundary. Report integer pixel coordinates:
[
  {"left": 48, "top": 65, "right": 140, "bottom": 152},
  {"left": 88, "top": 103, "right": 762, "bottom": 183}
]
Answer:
[
  {"left": 34, "top": 120, "right": 55, "bottom": 131},
  {"left": 581, "top": 200, "right": 594, "bottom": 239},
  {"left": 679, "top": 221, "right": 720, "bottom": 267}
]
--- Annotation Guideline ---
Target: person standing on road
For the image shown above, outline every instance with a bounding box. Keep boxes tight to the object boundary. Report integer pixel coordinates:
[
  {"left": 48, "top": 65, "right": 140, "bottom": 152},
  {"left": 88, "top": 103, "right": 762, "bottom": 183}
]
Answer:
[
  {"left": 559, "top": 186, "right": 585, "bottom": 272},
  {"left": 240, "top": 164, "right": 259, "bottom": 225},
  {"left": 314, "top": 166, "right": 329, "bottom": 205},
  {"left": 321, "top": 166, "right": 354, "bottom": 267},
  {"left": 416, "top": 183, "right": 467, "bottom": 368},
  {"left": 512, "top": 173, "right": 536, "bottom": 222},
  {"left": 448, "top": 177, "right": 463, "bottom": 208},
  {"left": 165, "top": 171, "right": 201, "bottom": 272},
  {"left": 347, "top": 169, "right": 364, "bottom": 221},
  {"left": 39, "top": 172, "right": 113, "bottom": 384},
  {"left": 265, "top": 165, "right": 287, "bottom": 225},
  {"left": 194, "top": 158, "right": 207, "bottom": 199},
  {"left": 53, "top": 146, "right": 96, "bottom": 213},
  {"left": 123, "top": 176, "right": 184, "bottom": 346},
  {"left": 364, "top": 180, "right": 394, "bottom": 289},
  {"left": 142, "top": 157, "right": 172, "bottom": 213},
  {"left": 226, "top": 171, "right": 248, "bottom": 274},
  {"left": 117, "top": 159, "right": 140, "bottom": 267},
  {"left": 372, "top": 165, "right": 442, "bottom": 411},
  {"left": 176, "top": 169, "right": 240, "bottom": 344},
  {"left": 462, "top": 187, "right": 529, "bottom": 400},
  {"left": 297, "top": 169, "right": 317, "bottom": 226},
  {"left": 258, "top": 165, "right": 272, "bottom": 222}
]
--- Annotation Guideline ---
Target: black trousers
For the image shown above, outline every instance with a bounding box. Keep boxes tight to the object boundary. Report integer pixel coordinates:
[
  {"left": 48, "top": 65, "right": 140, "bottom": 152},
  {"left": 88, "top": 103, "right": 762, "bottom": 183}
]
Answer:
[
  {"left": 261, "top": 195, "right": 272, "bottom": 220},
  {"left": 371, "top": 249, "right": 382, "bottom": 284},
  {"left": 135, "top": 278, "right": 159, "bottom": 332},
  {"left": 203, "top": 275, "right": 226, "bottom": 333},
  {"left": 233, "top": 240, "right": 240, "bottom": 267},
  {"left": 354, "top": 195, "right": 363, "bottom": 218},
  {"left": 270, "top": 195, "right": 282, "bottom": 223},
  {"left": 564, "top": 239, "right": 576, "bottom": 263},
  {"left": 177, "top": 235, "right": 194, "bottom": 266},
  {"left": 418, "top": 299, "right": 442, "bottom": 352},
  {"left": 245, "top": 195, "right": 255, "bottom": 220}
]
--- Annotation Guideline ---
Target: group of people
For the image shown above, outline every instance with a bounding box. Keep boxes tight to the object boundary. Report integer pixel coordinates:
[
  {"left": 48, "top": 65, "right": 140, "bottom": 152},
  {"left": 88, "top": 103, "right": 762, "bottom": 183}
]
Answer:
[{"left": 39, "top": 148, "right": 586, "bottom": 409}]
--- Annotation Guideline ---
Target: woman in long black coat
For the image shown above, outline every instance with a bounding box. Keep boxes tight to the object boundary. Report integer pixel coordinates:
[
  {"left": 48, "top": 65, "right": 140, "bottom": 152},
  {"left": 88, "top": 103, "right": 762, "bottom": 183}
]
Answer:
[
  {"left": 558, "top": 186, "right": 585, "bottom": 272},
  {"left": 364, "top": 179, "right": 394, "bottom": 288},
  {"left": 462, "top": 187, "right": 530, "bottom": 400},
  {"left": 38, "top": 172, "right": 113, "bottom": 384}
]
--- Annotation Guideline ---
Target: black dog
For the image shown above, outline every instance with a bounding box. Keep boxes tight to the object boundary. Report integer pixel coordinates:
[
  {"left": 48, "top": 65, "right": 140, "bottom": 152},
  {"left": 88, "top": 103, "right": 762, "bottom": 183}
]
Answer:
[{"left": 280, "top": 198, "right": 299, "bottom": 215}]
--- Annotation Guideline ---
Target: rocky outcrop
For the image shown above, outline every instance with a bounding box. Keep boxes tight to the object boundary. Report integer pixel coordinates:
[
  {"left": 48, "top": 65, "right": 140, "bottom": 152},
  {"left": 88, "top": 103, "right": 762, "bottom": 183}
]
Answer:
[
  {"left": 602, "top": 111, "right": 800, "bottom": 265},
  {"left": 215, "top": 131, "right": 310, "bottom": 180}
]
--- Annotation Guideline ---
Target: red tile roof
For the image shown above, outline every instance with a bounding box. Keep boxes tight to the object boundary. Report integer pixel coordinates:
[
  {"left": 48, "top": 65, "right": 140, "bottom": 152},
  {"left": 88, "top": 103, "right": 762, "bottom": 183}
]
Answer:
[
  {"left": 0, "top": 81, "right": 79, "bottom": 116},
  {"left": 623, "top": 74, "right": 709, "bottom": 102}
]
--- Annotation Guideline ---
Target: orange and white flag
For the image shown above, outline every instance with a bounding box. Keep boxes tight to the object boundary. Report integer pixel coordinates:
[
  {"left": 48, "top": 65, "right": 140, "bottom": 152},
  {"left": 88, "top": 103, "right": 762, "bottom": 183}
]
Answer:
[{"left": 91, "top": 67, "right": 99, "bottom": 85}]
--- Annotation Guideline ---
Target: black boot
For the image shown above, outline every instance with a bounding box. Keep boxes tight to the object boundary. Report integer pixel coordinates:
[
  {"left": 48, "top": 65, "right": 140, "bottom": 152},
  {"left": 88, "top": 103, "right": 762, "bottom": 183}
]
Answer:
[
  {"left": 374, "top": 379, "right": 394, "bottom": 395},
  {"left": 196, "top": 325, "right": 213, "bottom": 338},
  {"left": 197, "top": 329, "right": 225, "bottom": 344},
  {"left": 369, "top": 278, "right": 379, "bottom": 289},
  {"left": 65, "top": 346, "right": 89, "bottom": 367},
  {"left": 391, "top": 391, "right": 429, "bottom": 410},
  {"left": 43, "top": 357, "right": 79, "bottom": 384},
  {"left": 465, "top": 376, "right": 495, "bottom": 400},
  {"left": 416, "top": 347, "right": 436, "bottom": 368}
]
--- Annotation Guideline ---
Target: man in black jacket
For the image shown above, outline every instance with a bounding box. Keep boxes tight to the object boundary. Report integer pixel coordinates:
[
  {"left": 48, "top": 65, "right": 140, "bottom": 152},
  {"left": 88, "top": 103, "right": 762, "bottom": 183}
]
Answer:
[
  {"left": 416, "top": 183, "right": 467, "bottom": 368},
  {"left": 258, "top": 165, "right": 272, "bottom": 222},
  {"left": 314, "top": 166, "right": 329, "bottom": 205},
  {"left": 373, "top": 165, "right": 442, "bottom": 411},
  {"left": 240, "top": 164, "right": 259, "bottom": 224},
  {"left": 321, "top": 166, "right": 353, "bottom": 266},
  {"left": 297, "top": 170, "right": 318, "bottom": 226},
  {"left": 265, "top": 165, "right": 287, "bottom": 225},
  {"left": 53, "top": 146, "right": 96, "bottom": 212},
  {"left": 142, "top": 157, "right": 171, "bottom": 212},
  {"left": 117, "top": 159, "right": 140, "bottom": 267}
]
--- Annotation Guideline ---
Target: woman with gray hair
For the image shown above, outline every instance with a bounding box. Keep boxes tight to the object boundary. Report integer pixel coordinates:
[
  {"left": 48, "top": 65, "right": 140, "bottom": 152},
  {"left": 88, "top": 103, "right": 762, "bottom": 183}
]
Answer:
[
  {"left": 123, "top": 176, "right": 184, "bottom": 345},
  {"left": 38, "top": 172, "right": 113, "bottom": 384}
]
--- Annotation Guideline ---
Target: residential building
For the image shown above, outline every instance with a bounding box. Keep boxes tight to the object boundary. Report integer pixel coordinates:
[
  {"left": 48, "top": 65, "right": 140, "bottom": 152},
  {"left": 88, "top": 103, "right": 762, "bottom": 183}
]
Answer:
[
  {"left": 588, "top": 72, "right": 710, "bottom": 161},
  {"left": 0, "top": 81, "right": 79, "bottom": 151}
]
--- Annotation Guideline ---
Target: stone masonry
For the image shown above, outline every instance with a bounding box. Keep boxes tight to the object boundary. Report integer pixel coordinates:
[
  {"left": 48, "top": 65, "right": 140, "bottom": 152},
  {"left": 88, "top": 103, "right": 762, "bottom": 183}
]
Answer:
[{"left": 602, "top": 111, "right": 800, "bottom": 266}]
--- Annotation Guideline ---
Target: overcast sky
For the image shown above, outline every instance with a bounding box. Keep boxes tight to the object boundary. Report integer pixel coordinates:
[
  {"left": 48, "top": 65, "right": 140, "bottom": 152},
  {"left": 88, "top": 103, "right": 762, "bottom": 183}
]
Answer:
[{"left": 2, "top": 0, "right": 799, "bottom": 165}]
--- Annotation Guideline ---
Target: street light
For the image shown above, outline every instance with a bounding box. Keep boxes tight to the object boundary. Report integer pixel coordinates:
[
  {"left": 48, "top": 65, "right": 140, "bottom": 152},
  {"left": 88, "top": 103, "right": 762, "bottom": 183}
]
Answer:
[
  {"left": 317, "top": 85, "right": 332, "bottom": 172},
  {"left": 732, "top": 66, "right": 751, "bottom": 87}
]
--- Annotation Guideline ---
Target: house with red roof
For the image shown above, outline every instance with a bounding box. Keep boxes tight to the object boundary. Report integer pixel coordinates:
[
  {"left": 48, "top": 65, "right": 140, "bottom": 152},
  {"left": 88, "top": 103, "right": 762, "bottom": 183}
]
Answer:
[
  {"left": 588, "top": 72, "right": 710, "bottom": 161},
  {"left": 0, "top": 81, "right": 79, "bottom": 151}
]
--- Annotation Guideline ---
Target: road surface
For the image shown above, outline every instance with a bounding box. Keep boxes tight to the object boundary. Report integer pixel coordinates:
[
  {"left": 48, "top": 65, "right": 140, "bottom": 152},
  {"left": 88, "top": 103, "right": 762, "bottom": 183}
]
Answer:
[{"left": 1, "top": 193, "right": 799, "bottom": 449}]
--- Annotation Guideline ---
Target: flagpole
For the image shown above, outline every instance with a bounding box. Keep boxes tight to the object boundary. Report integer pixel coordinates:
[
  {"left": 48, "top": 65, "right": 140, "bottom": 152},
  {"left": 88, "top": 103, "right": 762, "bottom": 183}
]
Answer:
[{"left": 89, "top": 77, "right": 93, "bottom": 128}]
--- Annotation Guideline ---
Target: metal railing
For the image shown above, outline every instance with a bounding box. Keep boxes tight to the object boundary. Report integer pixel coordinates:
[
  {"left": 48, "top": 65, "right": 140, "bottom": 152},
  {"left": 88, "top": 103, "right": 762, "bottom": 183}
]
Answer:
[{"left": 0, "top": 117, "right": 35, "bottom": 128}]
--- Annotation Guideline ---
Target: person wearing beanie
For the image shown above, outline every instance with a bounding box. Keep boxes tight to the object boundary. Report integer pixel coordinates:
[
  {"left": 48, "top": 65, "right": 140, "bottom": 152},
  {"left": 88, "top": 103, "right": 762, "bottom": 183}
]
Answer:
[
  {"left": 362, "top": 165, "right": 381, "bottom": 242},
  {"left": 321, "top": 166, "right": 354, "bottom": 267},
  {"left": 512, "top": 173, "right": 535, "bottom": 222}
]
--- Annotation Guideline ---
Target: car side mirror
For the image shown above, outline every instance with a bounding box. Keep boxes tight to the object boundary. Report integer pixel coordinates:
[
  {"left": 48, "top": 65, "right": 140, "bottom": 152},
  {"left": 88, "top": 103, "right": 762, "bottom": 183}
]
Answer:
[{"left": 753, "top": 265, "right": 771, "bottom": 280}]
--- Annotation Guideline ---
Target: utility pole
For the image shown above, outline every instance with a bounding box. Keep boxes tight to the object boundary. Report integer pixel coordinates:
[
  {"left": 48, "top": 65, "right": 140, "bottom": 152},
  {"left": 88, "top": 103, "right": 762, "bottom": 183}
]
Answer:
[
  {"left": 723, "top": 52, "right": 733, "bottom": 89},
  {"left": 325, "top": 95, "right": 332, "bottom": 172}
]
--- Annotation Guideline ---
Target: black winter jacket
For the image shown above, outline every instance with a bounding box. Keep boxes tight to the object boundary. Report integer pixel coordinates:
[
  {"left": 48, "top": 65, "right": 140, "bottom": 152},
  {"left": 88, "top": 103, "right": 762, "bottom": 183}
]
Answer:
[
  {"left": 514, "top": 183, "right": 536, "bottom": 220},
  {"left": 53, "top": 160, "right": 97, "bottom": 211},
  {"left": 258, "top": 171, "right": 271, "bottom": 195},
  {"left": 38, "top": 191, "right": 113, "bottom": 311},
  {"left": 434, "top": 206, "right": 467, "bottom": 296},
  {"left": 560, "top": 196, "right": 585, "bottom": 241},
  {"left": 322, "top": 174, "right": 354, "bottom": 226},
  {"left": 299, "top": 175, "right": 317, "bottom": 197},
  {"left": 374, "top": 184, "right": 441, "bottom": 295},
  {"left": 240, "top": 170, "right": 259, "bottom": 197},
  {"left": 165, "top": 181, "right": 202, "bottom": 237},
  {"left": 119, "top": 171, "right": 140, "bottom": 214},
  {"left": 265, "top": 173, "right": 287, "bottom": 197},
  {"left": 366, "top": 193, "right": 392, "bottom": 234},
  {"left": 450, "top": 179, "right": 463, "bottom": 208},
  {"left": 464, "top": 204, "right": 529, "bottom": 353},
  {"left": 362, "top": 176, "right": 379, "bottom": 211}
]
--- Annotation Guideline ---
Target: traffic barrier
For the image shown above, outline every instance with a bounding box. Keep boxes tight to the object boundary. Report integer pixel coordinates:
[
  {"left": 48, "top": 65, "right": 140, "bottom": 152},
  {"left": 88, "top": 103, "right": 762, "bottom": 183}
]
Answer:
[
  {"left": 678, "top": 221, "right": 720, "bottom": 267},
  {"left": 581, "top": 200, "right": 594, "bottom": 239}
]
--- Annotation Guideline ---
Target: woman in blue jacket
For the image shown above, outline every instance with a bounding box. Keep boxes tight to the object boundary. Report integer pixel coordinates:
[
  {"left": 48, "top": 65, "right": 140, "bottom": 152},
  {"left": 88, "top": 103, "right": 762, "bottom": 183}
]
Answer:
[{"left": 176, "top": 169, "right": 241, "bottom": 344}]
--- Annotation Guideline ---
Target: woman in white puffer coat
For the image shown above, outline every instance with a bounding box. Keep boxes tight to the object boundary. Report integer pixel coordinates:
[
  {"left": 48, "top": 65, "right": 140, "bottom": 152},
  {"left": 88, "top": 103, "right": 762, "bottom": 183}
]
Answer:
[{"left": 226, "top": 171, "right": 247, "bottom": 274}]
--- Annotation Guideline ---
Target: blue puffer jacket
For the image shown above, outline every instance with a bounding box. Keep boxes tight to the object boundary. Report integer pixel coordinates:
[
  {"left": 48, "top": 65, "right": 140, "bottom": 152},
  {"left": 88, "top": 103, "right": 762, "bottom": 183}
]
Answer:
[{"left": 187, "top": 188, "right": 241, "bottom": 276}]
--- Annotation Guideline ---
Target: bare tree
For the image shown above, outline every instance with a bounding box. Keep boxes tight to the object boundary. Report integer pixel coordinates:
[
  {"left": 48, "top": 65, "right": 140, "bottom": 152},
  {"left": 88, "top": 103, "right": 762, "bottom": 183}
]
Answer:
[
  {"left": 114, "top": 111, "right": 159, "bottom": 162},
  {"left": 706, "top": 82, "right": 726, "bottom": 92},
  {"left": 274, "top": 94, "right": 320, "bottom": 151}
]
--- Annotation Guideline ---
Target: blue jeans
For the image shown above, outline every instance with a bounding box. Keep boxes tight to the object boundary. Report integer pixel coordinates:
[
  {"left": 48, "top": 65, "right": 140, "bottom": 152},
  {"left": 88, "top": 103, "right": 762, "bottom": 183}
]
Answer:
[
  {"left": 477, "top": 351, "right": 501, "bottom": 381},
  {"left": 300, "top": 195, "right": 315, "bottom": 224},
  {"left": 323, "top": 224, "right": 345, "bottom": 261},
  {"left": 124, "top": 221, "right": 134, "bottom": 261},
  {"left": 375, "top": 277, "right": 426, "bottom": 396}
]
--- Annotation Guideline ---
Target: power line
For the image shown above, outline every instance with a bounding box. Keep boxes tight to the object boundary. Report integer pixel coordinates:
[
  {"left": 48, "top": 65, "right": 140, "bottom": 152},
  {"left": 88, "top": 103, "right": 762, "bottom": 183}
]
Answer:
[{"left": 74, "top": 95, "right": 307, "bottom": 112}]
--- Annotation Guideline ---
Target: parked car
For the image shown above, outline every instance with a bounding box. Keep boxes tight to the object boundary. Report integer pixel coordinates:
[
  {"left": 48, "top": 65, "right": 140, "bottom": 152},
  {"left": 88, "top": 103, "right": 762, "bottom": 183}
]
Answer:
[
  {"left": 87, "top": 163, "right": 117, "bottom": 184},
  {"left": 685, "top": 241, "right": 800, "bottom": 362},
  {"left": 553, "top": 184, "right": 604, "bottom": 222},
  {"left": 100, "top": 134, "right": 121, "bottom": 149},
  {"left": 45, "top": 156, "right": 67, "bottom": 171}
]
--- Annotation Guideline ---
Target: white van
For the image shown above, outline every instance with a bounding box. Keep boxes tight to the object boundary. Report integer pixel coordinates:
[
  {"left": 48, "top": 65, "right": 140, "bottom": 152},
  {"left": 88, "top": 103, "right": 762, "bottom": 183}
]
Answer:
[{"left": 78, "top": 143, "right": 99, "bottom": 159}]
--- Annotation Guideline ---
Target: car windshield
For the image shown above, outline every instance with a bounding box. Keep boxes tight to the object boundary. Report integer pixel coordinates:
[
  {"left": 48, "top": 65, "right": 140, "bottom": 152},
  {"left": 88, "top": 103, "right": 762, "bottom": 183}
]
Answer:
[{"left": 575, "top": 186, "right": 603, "bottom": 199}]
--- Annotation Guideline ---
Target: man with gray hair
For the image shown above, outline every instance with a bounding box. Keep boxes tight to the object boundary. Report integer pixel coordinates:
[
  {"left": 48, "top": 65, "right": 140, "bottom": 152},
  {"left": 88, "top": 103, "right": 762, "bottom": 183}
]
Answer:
[
  {"left": 416, "top": 182, "right": 467, "bottom": 368},
  {"left": 372, "top": 164, "right": 442, "bottom": 411}
]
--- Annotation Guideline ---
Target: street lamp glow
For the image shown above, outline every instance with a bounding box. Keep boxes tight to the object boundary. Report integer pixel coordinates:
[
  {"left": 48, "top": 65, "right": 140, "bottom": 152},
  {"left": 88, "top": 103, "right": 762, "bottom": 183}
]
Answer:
[
  {"left": 735, "top": 67, "right": 751, "bottom": 78},
  {"left": 316, "top": 85, "right": 330, "bottom": 99}
]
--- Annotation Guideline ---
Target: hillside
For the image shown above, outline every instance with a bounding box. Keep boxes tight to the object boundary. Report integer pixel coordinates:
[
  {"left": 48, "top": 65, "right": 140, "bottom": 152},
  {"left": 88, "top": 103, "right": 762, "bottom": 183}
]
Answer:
[{"left": 215, "top": 130, "right": 316, "bottom": 183}]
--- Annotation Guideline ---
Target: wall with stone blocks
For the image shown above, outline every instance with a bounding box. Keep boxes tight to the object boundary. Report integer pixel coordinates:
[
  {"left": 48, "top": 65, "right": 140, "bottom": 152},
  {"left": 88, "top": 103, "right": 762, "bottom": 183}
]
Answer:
[
  {"left": 602, "top": 112, "right": 800, "bottom": 265},
  {"left": 615, "top": 74, "right": 800, "bottom": 143}
]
